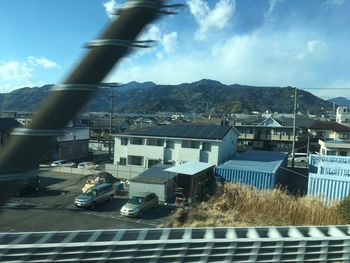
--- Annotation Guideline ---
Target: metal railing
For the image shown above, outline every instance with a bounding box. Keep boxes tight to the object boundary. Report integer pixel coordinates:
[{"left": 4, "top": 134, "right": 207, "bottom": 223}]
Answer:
[{"left": 0, "top": 226, "right": 349, "bottom": 262}]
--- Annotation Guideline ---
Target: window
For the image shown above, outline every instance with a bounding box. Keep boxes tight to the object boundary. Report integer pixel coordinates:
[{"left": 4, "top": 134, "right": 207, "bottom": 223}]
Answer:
[
  {"left": 202, "top": 142, "right": 211, "bottom": 151},
  {"left": 146, "top": 138, "right": 164, "bottom": 146},
  {"left": 166, "top": 140, "right": 174, "bottom": 149},
  {"left": 326, "top": 150, "right": 336, "bottom": 156},
  {"left": 121, "top": 138, "right": 128, "bottom": 145},
  {"left": 130, "top": 137, "right": 143, "bottom": 145},
  {"left": 147, "top": 159, "right": 161, "bottom": 167},
  {"left": 340, "top": 151, "right": 348, "bottom": 156},
  {"left": 181, "top": 140, "right": 200, "bottom": 149},
  {"left": 118, "top": 157, "right": 126, "bottom": 166},
  {"left": 339, "top": 133, "right": 349, "bottom": 140},
  {"left": 127, "top": 155, "right": 144, "bottom": 166}
]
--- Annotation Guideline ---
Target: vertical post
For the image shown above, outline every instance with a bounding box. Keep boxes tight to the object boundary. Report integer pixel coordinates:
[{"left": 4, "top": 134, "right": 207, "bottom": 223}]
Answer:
[
  {"left": 291, "top": 88, "right": 297, "bottom": 168},
  {"left": 109, "top": 91, "right": 116, "bottom": 158}
]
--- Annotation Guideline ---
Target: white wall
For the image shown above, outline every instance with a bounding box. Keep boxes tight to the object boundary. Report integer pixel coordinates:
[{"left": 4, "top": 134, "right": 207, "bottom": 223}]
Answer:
[
  {"left": 114, "top": 129, "right": 238, "bottom": 175},
  {"left": 218, "top": 129, "right": 238, "bottom": 164},
  {"left": 57, "top": 127, "right": 90, "bottom": 142}
]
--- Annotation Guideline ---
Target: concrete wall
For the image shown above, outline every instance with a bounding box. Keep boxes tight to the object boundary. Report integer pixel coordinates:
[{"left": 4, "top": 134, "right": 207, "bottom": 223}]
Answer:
[{"left": 105, "top": 163, "right": 147, "bottom": 180}]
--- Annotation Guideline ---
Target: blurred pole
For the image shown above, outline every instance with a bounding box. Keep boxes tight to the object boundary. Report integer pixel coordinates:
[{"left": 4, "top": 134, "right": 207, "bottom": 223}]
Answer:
[
  {"left": 291, "top": 88, "right": 297, "bottom": 168},
  {"left": 109, "top": 92, "right": 116, "bottom": 158},
  {"left": 0, "top": 0, "right": 164, "bottom": 200}
]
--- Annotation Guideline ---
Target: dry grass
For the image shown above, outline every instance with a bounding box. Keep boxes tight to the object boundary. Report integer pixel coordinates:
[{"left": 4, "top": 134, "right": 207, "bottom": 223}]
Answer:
[{"left": 169, "top": 183, "right": 345, "bottom": 227}]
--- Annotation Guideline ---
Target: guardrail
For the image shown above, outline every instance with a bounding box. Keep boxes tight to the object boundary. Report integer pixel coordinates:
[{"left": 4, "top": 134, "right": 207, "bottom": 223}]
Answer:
[{"left": 1, "top": 226, "right": 349, "bottom": 262}]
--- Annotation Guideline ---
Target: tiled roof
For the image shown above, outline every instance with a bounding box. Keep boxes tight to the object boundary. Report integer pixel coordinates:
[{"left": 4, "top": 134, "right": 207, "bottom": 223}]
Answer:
[{"left": 309, "top": 122, "right": 350, "bottom": 132}]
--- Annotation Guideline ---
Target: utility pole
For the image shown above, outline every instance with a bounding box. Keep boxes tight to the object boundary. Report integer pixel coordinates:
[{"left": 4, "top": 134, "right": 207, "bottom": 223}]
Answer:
[
  {"left": 291, "top": 88, "right": 297, "bottom": 168},
  {"left": 109, "top": 91, "right": 116, "bottom": 158}
]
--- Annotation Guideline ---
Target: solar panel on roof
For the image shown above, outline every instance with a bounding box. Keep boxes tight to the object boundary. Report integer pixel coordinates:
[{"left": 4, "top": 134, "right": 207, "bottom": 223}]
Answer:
[{"left": 128, "top": 124, "right": 231, "bottom": 139}]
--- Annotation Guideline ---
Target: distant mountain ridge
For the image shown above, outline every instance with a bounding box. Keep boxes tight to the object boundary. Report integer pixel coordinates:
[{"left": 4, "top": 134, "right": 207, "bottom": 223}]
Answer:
[
  {"left": 0, "top": 79, "right": 333, "bottom": 114},
  {"left": 328, "top": 97, "right": 350, "bottom": 107}
]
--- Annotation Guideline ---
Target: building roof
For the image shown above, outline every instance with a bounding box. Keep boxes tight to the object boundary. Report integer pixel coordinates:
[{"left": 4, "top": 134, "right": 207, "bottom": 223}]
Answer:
[
  {"left": 131, "top": 164, "right": 176, "bottom": 184},
  {"left": 165, "top": 161, "right": 214, "bottom": 175},
  {"left": 309, "top": 122, "right": 350, "bottom": 132},
  {"left": 0, "top": 118, "right": 21, "bottom": 130},
  {"left": 124, "top": 124, "right": 234, "bottom": 140},
  {"left": 217, "top": 150, "right": 287, "bottom": 174},
  {"left": 279, "top": 117, "right": 316, "bottom": 128}
]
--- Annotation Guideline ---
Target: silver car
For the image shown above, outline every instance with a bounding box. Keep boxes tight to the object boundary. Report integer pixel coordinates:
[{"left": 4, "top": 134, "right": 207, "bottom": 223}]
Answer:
[
  {"left": 74, "top": 183, "right": 115, "bottom": 209},
  {"left": 120, "top": 192, "right": 158, "bottom": 218},
  {"left": 51, "top": 160, "right": 76, "bottom": 167}
]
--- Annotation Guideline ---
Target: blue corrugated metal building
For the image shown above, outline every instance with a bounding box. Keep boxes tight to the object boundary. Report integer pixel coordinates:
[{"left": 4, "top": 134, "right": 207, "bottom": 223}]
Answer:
[
  {"left": 216, "top": 150, "right": 288, "bottom": 190},
  {"left": 308, "top": 154, "right": 350, "bottom": 201}
]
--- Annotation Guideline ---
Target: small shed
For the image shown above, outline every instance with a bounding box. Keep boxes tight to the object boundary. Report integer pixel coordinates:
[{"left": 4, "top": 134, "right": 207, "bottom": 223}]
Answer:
[
  {"left": 129, "top": 164, "right": 176, "bottom": 203},
  {"left": 216, "top": 150, "right": 287, "bottom": 190},
  {"left": 165, "top": 161, "right": 215, "bottom": 201}
]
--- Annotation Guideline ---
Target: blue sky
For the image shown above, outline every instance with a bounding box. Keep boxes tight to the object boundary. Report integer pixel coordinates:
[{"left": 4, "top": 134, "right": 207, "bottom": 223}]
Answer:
[{"left": 1, "top": 0, "right": 350, "bottom": 100}]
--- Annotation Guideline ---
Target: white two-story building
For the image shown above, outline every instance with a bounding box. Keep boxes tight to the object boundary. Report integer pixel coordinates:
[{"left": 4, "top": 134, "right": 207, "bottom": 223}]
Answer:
[{"left": 112, "top": 124, "right": 238, "bottom": 178}]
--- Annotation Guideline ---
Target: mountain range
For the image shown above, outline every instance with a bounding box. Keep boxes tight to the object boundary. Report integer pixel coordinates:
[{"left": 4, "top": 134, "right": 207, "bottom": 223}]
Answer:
[
  {"left": 328, "top": 97, "right": 350, "bottom": 107},
  {"left": 0, "top": 80, "right": 334, "bottom": 114}
]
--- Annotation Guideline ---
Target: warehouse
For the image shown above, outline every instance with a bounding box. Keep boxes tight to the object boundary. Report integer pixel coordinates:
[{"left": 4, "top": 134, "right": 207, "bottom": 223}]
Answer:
[
  {"left": 129, "top": 164, "right": 176, "bottom": 203},
  {"left": 216, "top": 150, "right": 288, "bottom": 190},
  {"left": 308, "top": 154, "right": 350, "bottom": 202}
]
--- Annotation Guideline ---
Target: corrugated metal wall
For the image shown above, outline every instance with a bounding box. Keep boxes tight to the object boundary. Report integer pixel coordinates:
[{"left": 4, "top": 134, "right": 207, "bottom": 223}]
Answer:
[
  {"left": 309, "top": 154, "right": 350, "bottom": 174},
  {"left": 308, "top": 155, "right": 350, "bottom": 201},
  {"left": 308, "top": 173, "right": 350, "bottom": 201},
  {"left": 216, "top": 168, "right": 275, "bottom": 190},
  {"left": 129, "top": 182, "right": 168, "bottom": 203}
]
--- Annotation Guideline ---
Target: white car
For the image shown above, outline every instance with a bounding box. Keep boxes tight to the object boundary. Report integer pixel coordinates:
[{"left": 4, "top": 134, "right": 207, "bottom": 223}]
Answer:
[
  {"left": 77, "top": 162, "right": 99, "bottom": 170},
  {"left": 288, "top": 153, "right": 308, "bottom": 163},
  {"left": 50, "top": 160, "right": 76, "bottom": 167}
]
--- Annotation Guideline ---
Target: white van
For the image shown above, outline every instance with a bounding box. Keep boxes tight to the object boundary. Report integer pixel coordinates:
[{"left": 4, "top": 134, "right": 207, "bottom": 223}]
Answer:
[{"left": 288, "top": 153, "right": 308, "bottom": 163}]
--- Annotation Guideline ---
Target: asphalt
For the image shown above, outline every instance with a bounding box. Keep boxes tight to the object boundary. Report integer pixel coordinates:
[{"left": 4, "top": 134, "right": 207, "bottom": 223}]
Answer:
[{"left": 0, "top": 170, "right": 174, "bottom": 232}]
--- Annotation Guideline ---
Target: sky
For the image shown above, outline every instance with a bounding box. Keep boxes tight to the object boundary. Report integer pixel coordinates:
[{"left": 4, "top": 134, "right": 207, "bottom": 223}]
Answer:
[{"left": 1, "top": 0, "right": 350, "bottom": 100}]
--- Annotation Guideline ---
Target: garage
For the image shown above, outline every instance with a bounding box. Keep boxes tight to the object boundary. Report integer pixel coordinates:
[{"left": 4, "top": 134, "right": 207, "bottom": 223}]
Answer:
[{"left": 129, "top": 164, "right": 176, "bottom": 203}]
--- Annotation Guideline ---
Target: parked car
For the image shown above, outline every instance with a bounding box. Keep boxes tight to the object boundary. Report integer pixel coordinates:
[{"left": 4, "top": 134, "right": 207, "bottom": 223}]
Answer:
[
  {"left": 77, "top": 162, "right": 99, "bottom": 170},
  {"left": 288, "top": 153, "right": 309, "bottom": 163},
  {"left": 74, "top": 183, "right": 115, "bottom": 209},
  {"left": 120, "top": 192, "right": 158, "bottom": 218},
  {"left": 50, "top": 160, "right": 76, "bottom": 167},
  {"left": 15, "top": 175, "right": 41, "bottom": 196}
]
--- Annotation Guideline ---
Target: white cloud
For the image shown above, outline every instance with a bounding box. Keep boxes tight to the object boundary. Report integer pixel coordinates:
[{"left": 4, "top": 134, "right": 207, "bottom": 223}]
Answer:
[
  {"left": 265, "top": 0, "right": 284, "bottom": 20},
  {"left": 139, "top": 25, "right": 178, "bottom": 56},
  {"left": 28, "top": 56, "right": 60, "bottom": 69},
  {"left": 162, "top": 32, "right": 178, "bottom": 53},
  {"left": 107, "top": 28, "right": 336, "bottom": 94},
  {"left": 0, "top": 61, "right": 32, "bottom": 82},
  {"left": 142, "top": 25, "right": 162, "bottom": 41},
  {"left": 0, "top": 56, "right": 60, "bottom": 92},
  {"left": 324, "top": 0, "right": 344, "bottom": 7},
  {"left": 103, "top": 0, "right": 122, "bottom": 20},
  {"left": 187, "top": 0, "right": 235, "bottom": 40}
]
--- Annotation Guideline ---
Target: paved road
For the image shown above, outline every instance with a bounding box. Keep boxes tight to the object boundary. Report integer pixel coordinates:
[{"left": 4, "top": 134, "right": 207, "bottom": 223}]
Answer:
[{"left": 0, "top": 171, "right": 174, "bottom": 232}]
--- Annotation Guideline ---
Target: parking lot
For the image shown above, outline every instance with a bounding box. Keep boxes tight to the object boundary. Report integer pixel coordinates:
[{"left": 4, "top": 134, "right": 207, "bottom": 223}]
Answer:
[{"left": 0, "top": 170, "right": 174, "bottom": 232}]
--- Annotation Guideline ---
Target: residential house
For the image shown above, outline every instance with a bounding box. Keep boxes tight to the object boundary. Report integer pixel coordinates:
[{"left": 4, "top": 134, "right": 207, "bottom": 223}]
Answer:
[
  {"left": 0, "top": 118, "right": 21, "bottom": 150},
  {"left": 309, "top": 122, "right": 350, "bottom": 156},
  {"left": 336, "top": 106, "right": 350, "bottom": 125},
  {"left": 234, "top": 116, "right": 313, "bottom": 153},
  {"left": 111, "top": 124, "right": 238, "bottom": 179},
  {"left": 42, "top": 125, "right": 90, "bottom": 162}
]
